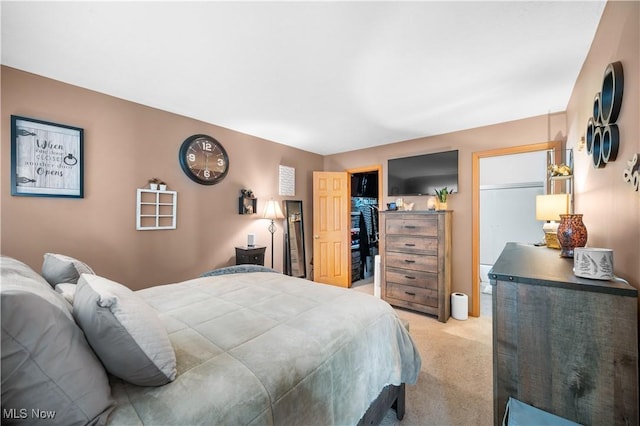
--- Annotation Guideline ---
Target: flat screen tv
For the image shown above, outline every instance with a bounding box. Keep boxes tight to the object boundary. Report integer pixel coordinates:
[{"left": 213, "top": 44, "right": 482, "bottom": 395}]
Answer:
[{"left": 388, "top": 150, "right": 458, "bottom": 196}]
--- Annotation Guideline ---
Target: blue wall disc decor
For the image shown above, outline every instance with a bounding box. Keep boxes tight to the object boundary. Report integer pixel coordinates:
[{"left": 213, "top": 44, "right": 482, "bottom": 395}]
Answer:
[
  {"left": 585, "top": 61, "right": 623, "bottom": 169},
  {"left": 600, "top": 61, "right": 624, "bottom": 124}
]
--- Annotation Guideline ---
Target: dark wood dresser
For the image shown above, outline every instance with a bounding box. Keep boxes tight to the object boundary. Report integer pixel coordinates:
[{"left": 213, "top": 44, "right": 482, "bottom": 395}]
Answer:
[
  {"left": 380, "top": 211, "right": 452, "bottom": 322},
  {"left": 491, "top": 242, "right": 638, "bottom": 426}
]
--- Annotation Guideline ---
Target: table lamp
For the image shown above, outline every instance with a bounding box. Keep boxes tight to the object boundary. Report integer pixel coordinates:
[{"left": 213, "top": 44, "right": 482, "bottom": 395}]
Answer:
[
  {"left": 535, "top": 194, "right": 570, "bottom": 249},
  {"left": 263, "top": 199, "right": 284, "bottom": 268}
]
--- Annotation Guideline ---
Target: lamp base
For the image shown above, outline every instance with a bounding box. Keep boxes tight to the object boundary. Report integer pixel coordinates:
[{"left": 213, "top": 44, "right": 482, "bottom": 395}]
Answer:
[
  {"left": 268, "top": 219, "right": 276, "bottom": 269},
  {"left": 542, "top": 221, "right": 560, "bottom": 249},
  {"left": 544, "top": 232, "right": 561, "bottom": 249}
]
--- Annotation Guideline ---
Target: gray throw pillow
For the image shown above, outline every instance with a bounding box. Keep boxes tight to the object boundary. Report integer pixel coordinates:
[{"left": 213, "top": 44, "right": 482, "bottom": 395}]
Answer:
[
  {"left": 1, "top": 256, "right": 72, "bottom": 315},
  {"left": 1, "top": 256, "right": 114, "bottom": 425},
  {"left": 41, "top": 253, "right": 95, "bottom": 287},
  {"left": 73, "top": 274, "right": 177, "bottom": 386}
]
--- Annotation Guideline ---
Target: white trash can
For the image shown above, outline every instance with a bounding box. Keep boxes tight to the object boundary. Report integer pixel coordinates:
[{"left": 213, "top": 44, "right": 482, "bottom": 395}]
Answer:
[
  {"left": 451, "top": 292, "right": 468, "bottom": 320},
  {"left": 373, "top": 255, "right": 381, "bottom": 299}
]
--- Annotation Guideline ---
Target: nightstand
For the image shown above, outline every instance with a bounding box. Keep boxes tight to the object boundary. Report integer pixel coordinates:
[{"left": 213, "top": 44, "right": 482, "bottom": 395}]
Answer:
[{"left": 235, "top": 246, "right": 266, "bottom": 266}]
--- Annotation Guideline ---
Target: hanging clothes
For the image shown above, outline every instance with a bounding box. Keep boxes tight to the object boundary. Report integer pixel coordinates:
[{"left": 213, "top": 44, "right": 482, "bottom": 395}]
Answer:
[{"left": 358, "top": 212, "right": 370, "bottom": 279}]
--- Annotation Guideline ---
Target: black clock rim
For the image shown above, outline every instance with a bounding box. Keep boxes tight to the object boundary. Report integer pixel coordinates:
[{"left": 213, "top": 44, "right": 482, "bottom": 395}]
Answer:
[{"left": 179, "top": 134, "right": 229, "bottom": 185}]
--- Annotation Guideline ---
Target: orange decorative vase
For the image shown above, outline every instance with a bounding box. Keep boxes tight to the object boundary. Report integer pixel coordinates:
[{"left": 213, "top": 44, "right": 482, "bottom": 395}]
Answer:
[{"left": 557, "top": 214, "right": 588, "bottom": 258}]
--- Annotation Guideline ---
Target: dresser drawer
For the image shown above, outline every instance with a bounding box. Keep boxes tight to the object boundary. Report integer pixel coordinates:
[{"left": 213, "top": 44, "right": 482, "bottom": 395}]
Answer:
[
  {"left": 386, "top": 216, "right": 438, "bottom": 237},
  {"left": 386, "top": 267, "right": 438, "bottom": 290},
  {"left": 236, "top": 252, "right": 264, "bottom": 265},
  {"left": 386, "top": 235, "right": 438, "bottom": 255},
  {"left": 235, "top": 246, "right": 266, "bottom": 266},
  {"left": 386, "top": 251, "right": 437, "bottom": 273},
  {"left": 386, "top": 282, "right": 438, "bottom": 308}
]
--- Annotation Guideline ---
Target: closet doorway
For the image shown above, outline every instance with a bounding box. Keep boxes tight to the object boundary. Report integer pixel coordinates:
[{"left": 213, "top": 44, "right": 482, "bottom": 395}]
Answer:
[{"left": 348, "top": 165, "right": 382, "bottom": 287}]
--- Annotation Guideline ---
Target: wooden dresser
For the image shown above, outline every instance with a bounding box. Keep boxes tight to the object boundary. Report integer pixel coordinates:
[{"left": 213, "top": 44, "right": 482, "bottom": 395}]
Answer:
[
  {"left": 380, "top": 211, "right": 452, "bottom": 322},
  {"left": 491, "top": 243, "right": 638, "bottom": 426}
]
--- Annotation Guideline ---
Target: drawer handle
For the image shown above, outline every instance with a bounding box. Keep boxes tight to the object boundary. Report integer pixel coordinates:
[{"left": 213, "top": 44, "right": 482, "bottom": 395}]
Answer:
[
  {"left": 404, "top": 275, "right": 416, "bottom": 280},
  {"left": 405, "top": 291, "right": 416, "bottom": 296},
  {"left": 404, "top": 243, "right": 416, "bottom": 247},
  {"left": 404, "top": 225, "right": 416, "bottom": 229},
  {"left": 404, "top": 259, "right": 416, "bottom": 264}
]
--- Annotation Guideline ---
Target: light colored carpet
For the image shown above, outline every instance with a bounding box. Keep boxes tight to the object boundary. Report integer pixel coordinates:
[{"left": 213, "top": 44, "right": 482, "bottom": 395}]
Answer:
[{"left": 352, "top": 279, "right": 493, "bottom": 426}]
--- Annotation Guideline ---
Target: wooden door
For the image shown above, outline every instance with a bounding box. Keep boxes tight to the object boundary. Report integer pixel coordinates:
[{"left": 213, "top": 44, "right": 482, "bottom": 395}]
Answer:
[{"left": 312, "top": 171, "right": 350, "bottom": 287}]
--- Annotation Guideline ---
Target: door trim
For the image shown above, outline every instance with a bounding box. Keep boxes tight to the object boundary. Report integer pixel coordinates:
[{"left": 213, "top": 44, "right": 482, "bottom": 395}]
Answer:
[
  {"left": 346, "top": 164, "right": 383, "bottom": 203},
  {"left": 471, "top": 141, "right": 561, "bottom": 316}
]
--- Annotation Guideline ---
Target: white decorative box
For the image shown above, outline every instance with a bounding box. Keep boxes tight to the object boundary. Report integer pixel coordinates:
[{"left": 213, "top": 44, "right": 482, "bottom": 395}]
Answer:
[{"left": 574, "top": 248, "right": 614, "bottom": 280}]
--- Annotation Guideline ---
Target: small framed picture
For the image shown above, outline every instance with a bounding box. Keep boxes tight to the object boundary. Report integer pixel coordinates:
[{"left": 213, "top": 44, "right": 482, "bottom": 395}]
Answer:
[
  {"left": 387, "top": 202, "right": 397, "bottom": 211},
  {"left": 279, "top": 165, "right": 295, "bottom": 196},
  {"left": 11, "top": 115, "right": 84, "bottom": 198}
]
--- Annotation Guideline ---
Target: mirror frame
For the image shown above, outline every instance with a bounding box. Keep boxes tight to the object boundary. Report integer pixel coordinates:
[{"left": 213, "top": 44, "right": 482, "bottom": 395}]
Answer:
[{"left": 283, "top": 200, "right": 306, "bottom": 278}]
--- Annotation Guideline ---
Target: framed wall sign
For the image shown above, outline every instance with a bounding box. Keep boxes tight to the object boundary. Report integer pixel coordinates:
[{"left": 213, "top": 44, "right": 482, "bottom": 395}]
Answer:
[
  {"left": 11, "top": 115, "right": 84, "bottom": 198},
  {"left": 279, "top": 165, "right": 295, "bottom": 196}
]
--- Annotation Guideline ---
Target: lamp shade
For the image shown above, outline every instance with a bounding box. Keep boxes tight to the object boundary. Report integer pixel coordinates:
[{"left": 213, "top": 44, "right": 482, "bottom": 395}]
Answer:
[
  {"left": 535, "top": 194, "right": 570, "bottom": 221},
  {"left": 263, "top": 200, "right": 284, "bottom": 220}
]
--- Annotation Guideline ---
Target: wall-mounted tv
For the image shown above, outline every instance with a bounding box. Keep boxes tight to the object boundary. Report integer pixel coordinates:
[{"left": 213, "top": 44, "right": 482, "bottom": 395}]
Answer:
[{"left": 388, "top": 150, "right": 458, "bottom": 196}]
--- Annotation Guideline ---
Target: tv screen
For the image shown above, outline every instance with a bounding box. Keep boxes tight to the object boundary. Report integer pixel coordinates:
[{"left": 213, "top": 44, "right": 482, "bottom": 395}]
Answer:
[{"left": 388, "top": 150, "right": 458, "bottom": 196}]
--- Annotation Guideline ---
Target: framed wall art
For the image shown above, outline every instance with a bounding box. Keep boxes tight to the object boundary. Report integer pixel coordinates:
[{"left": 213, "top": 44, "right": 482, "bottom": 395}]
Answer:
[
  {"left": 279, "top": 165, "right": 295, "bottom": 196},
  {"left": 11, "top": 115, "right": 84, "bottom": 198}
]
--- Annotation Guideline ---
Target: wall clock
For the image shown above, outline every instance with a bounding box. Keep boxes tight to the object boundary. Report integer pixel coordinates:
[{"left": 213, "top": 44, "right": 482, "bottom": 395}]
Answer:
[{"left": 179, "top": 134, "right": 229, "bottom": 185}]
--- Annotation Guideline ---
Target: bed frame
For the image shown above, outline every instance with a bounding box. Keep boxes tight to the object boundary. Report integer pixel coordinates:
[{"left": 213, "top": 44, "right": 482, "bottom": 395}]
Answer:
[{"left": 357, "top": 383, "right": 405, "bottom": 425}]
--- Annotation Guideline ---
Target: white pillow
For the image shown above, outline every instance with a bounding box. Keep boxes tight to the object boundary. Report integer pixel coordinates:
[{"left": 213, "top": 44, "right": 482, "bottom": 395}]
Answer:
[
  {"left": 73, "top": 274, "right": 177, "bottom": 386},
  {"left": 54, "top": 283, "right": 76, "bottom": 304}
]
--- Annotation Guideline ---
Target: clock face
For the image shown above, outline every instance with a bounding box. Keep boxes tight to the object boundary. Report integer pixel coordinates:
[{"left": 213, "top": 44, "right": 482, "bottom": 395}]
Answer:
[{"left": 179, "top": 134, "right": 229, "bottom": 185}]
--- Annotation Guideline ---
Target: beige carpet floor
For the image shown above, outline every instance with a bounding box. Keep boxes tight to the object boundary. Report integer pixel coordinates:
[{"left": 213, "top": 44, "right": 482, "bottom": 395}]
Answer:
[{"left": 352, "top": 279, "right": 494, "bottom": 426}]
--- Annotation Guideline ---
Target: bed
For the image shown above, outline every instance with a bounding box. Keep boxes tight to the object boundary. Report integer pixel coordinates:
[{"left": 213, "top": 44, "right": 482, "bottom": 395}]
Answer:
[{"left": 1, "top": 256, "right": 421, "bottom": 425}]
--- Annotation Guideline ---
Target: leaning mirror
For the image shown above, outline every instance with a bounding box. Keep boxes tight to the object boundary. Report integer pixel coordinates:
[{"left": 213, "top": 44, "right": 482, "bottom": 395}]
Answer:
[{"left": 283, "top": 200, "right": 306, "bottom": 278}]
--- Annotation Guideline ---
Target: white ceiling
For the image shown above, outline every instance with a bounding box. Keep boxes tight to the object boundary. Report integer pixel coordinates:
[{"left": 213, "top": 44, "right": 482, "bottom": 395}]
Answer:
[{"left": 1, "top": 1, "right": 606, "bottom": 155}]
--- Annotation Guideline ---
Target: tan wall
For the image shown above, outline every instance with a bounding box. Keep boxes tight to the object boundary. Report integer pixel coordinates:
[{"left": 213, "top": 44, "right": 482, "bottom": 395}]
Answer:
[
  {"left": 1, "top": 67, "right": 323, "bottom": 289},
  {"left": 327, "top": 0, "right": 640, "bottom": 298},
  {"left": 2, "top": 0, "right": 637, "bottom": 297},
  {"left": 325, "top": 112, "right": 567, "bottom": 299},
  {"left": 566, "top": 0, "right": 639, "bottom": 290}
]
